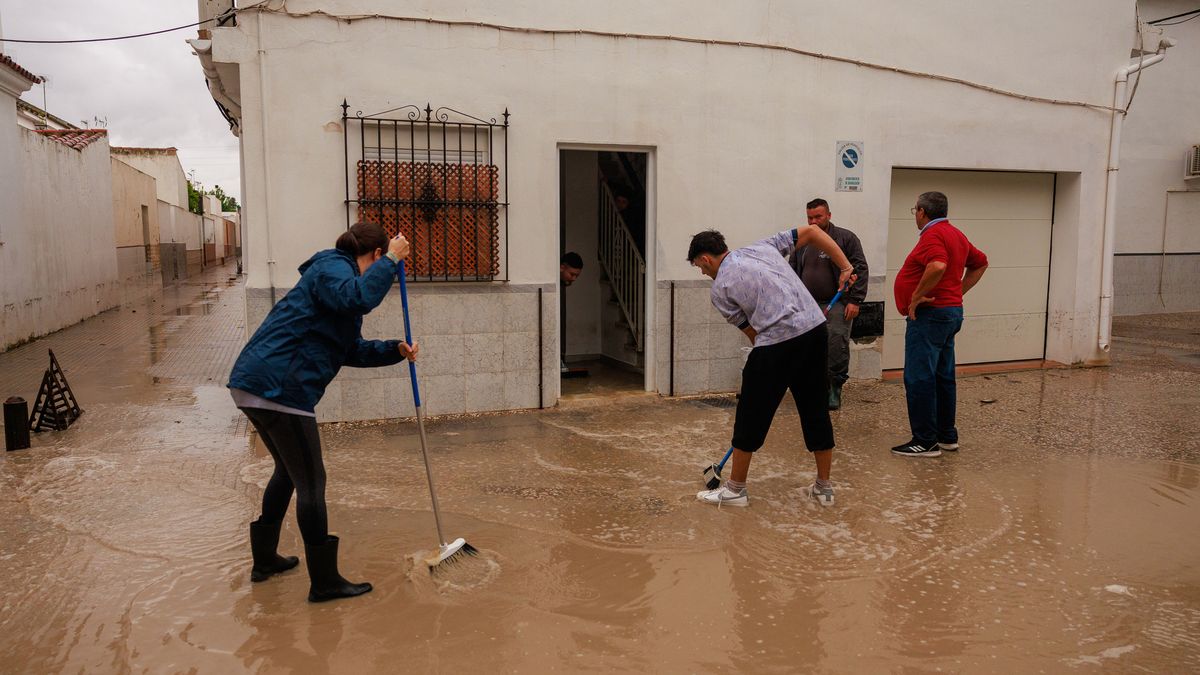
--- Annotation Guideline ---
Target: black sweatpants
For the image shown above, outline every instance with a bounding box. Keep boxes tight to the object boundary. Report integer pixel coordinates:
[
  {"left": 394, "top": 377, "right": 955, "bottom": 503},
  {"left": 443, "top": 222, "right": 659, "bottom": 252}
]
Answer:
[
  {"left": 240, "top": 407, "right": 329, "bottom": 545},
  {"left": 732, "top": 324, "right": 835, "bottom": 453}
]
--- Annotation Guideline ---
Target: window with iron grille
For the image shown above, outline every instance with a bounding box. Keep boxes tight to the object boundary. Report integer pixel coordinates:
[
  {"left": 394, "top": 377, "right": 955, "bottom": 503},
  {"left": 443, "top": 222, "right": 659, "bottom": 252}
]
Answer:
[{"left": 342, "top": 101, "right": 509, "bottom": 281}]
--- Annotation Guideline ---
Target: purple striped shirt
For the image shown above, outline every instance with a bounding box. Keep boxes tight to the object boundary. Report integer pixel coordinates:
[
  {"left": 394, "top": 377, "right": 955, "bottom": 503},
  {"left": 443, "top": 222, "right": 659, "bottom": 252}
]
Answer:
[{"left": 710, "top": 230, "right": 825, "bottom": 347}]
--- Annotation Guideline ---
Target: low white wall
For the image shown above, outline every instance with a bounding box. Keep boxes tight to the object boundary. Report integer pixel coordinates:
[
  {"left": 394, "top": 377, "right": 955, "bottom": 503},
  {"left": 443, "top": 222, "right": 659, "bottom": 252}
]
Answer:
[
  {"left": 246, "top": 284, "right": 557, "bottom": 421},
  {"left": 111, "top": 157, "right": 160, "bottom": 280},
  {"left": 159, "top": 198, "right": 203, "bottom": 245},
  {"left": 1, "top": 130, "right": 120, "bottom": 351},
  {"left": 113, "top": 152, "right": 189, "bottom": 209}
]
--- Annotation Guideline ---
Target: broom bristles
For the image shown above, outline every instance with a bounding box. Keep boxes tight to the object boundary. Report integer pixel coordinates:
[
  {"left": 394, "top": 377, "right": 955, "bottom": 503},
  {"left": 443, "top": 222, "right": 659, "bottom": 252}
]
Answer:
[
  {"left": 703, "top": 464, "right": 722, "bottom": 489},
  {"left": 427, "top": 538, "right": 480, "bottom": 571}
]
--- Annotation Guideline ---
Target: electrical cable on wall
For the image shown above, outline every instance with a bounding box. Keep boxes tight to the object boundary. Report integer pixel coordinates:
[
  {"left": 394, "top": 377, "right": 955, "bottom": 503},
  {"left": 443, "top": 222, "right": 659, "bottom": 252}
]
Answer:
[
  {"left": 0, "top": 1, "right": 270, "bottom": 44},
  {"left": 1126, "top": 4, "right": 1146, "bottom": 113},
  {"left": 1147, "top": 8, "right": 1200, "bottom": 25},
  {"left": 0, "top": 18, "right": 218, "bottom": 44},
  {"left": 241, "top": 3, "right": 1124, "bottom": 114},
  {"left": 5, "top": 1, "right": 1158, "bottom": 114}
]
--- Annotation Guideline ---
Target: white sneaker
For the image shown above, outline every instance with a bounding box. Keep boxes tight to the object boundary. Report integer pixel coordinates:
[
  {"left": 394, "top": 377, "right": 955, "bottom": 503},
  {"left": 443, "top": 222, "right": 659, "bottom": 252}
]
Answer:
[
  {"left": 696, "top": 485, "right": 749, "bottom": 507},
  {"left": 937, "top": 441, "right": 959, "bottom": 452},
  {"left": 809, "top": 483, "right": 835, "bottom": 507}
]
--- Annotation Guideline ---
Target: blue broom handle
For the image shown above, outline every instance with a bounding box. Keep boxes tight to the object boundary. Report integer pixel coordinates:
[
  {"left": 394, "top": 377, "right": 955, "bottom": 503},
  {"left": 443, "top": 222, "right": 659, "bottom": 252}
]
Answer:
[
  {"left": 824, "top": 289, "right": 844, "bottom": 314},
  {"left": 824, "top": 279, "right": 852, "bottom": 314},
  {"left": 397, "top": 261, "right": 421, "bottom": 408},
  {"left": 717, "top": 446, "right": 734, "bottom": 471}
]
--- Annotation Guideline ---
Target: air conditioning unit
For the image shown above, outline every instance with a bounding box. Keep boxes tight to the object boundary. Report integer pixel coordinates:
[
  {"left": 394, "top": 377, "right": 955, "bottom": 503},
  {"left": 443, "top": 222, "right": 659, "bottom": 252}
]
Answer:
[{"left": 1187, "top": 145, "right": 1200, "bottom": 181}]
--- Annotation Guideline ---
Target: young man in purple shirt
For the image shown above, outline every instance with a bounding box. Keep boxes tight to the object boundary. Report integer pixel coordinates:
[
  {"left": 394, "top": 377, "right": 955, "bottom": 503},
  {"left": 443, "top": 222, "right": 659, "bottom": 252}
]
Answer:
[{"left": 688, "top": 227, "right": 855, "bottom": 506}]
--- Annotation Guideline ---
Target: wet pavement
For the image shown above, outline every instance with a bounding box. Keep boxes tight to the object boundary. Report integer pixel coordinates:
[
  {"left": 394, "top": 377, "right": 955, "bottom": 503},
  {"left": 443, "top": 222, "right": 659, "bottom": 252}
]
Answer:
[
  {"left": 560, "top": 359, "right": 646, "bottom": 402},
  {"left": 1, "top": 272, "right": 1198, "bottom": 673}
]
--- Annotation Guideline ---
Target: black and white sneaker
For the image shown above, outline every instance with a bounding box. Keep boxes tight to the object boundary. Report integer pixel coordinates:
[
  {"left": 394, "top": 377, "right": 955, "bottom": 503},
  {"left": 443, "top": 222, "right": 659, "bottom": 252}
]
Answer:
[
  {"left": 937, "top": 441, "right": 959, "bottom": 452},
  {"left": 891, "top": 440, "right": 941, "bottom": 457}
]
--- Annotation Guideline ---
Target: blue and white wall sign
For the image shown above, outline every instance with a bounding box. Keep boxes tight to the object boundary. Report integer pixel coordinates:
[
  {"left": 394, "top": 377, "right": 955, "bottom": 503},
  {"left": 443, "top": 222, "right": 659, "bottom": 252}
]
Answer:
[{"left": 835, "top": 140, "right": 864, "bottom": 192}]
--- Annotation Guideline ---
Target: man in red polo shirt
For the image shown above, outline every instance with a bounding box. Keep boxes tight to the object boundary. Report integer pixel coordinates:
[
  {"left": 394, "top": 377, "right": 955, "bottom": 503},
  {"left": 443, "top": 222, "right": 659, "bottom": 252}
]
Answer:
[{"left": 891, "top": 191, "right": 988, "bottom": 458}]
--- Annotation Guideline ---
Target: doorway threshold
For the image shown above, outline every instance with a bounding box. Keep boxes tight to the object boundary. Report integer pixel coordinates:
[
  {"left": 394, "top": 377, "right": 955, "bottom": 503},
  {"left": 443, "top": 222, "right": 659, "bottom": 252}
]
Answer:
[{"left": 560, "top": 357, "right": 648, "bottom": 404}]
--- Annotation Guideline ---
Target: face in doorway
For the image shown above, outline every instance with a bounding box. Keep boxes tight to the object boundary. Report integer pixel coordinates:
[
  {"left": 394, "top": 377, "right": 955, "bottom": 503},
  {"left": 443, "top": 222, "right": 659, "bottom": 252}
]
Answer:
[
  {"left": 806, "top": 205, "right": 832, "bottom": 230},
  {"left": 691, "top": 253, "right": 723, "bottom": 280},
  {"left": 560, "top": 264, "right": 582, "bottom": 286}
]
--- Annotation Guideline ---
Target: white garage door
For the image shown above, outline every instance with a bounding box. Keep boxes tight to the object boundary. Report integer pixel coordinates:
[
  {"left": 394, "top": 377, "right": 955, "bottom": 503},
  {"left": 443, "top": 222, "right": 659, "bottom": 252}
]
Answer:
[{"left": 883, "top": 169, "right": 1054, "bottom": 369}]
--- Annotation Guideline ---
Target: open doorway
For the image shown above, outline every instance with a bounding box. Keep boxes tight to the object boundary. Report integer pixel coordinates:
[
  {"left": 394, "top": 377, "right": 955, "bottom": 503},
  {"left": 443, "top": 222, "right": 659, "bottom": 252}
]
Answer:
[{"left": 559, "top": 149, "right": 649, "bottom": 398}]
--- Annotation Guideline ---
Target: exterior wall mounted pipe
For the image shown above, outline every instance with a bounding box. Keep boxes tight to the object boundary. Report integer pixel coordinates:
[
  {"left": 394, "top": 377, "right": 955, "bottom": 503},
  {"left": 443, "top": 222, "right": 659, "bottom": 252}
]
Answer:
[
  {"left": 255, "top": 14, "right": 278, "bottom": 304},
  {"left": 1099, "top": 49, "right": 1169, "bottom": 353}
]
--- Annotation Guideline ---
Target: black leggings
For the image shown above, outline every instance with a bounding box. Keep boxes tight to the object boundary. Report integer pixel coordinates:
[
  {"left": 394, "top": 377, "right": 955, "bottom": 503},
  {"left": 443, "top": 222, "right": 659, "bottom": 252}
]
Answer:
[{"left": 240, "top": 407, "right": 328, "bottom": 545}]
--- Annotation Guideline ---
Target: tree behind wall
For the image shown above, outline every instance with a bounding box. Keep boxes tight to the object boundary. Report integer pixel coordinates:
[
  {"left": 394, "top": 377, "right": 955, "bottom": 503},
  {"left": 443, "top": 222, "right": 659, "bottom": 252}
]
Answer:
[
  {"left": 187, "top": 171, "right": 204, "bottom": 215},
  {"left": 186, "top": 174, "right": 240, "bottom": 214},
  {"left": 210, "top": 184, "right": 239, "bottom": 212}
]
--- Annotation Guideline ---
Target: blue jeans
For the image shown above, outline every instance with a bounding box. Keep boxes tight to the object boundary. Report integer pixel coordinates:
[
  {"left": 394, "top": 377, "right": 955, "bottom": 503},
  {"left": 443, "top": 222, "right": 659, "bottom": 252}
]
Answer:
[{"left": 903, "top": 306, "right": 964, "bottom": 445}]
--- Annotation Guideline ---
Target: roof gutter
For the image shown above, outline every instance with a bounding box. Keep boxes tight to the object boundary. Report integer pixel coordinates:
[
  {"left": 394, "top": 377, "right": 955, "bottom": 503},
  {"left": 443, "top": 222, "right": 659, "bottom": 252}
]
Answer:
[{"left": 187, "top": 38, "right": 241, "bottom": 137}]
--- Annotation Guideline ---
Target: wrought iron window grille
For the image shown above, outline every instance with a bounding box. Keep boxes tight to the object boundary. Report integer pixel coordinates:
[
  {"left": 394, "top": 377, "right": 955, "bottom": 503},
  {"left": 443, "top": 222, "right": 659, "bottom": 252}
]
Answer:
[{"left": 342, "top": 100, "right": 509, "bottom": 282}]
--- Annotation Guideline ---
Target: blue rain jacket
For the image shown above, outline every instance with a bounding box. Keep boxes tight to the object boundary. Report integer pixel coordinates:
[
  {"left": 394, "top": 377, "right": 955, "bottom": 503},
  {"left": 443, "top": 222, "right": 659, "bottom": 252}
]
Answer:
[{"left": 228, "top": 249, "right": 402, "bottom": 412}]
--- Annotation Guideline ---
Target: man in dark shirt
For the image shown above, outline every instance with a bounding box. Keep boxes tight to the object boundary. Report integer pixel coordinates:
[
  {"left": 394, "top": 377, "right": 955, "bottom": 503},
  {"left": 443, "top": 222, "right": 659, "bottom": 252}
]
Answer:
[{"left": 791, "top": 199, "right": 869, "bottom": 410}]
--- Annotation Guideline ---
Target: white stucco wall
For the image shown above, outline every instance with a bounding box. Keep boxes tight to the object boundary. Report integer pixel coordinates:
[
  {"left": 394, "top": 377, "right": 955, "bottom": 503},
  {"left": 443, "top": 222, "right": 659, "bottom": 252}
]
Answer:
[
  {"left": 157, "top": 200, "right": 202, "bottom": 283},
  {"left": 1113, "top": 0, "right": 1200, "bottom": 314},
  {"left": 201, "top": 1, "right": 1165, "bottom": 414},
  {"left": 110, "top": 151, "right": 189, "bottom": 209},
  {"left": 200, "top": 194, "right": 227, "bottom": 255},
  {"left": 157, "top": 200, "right": 203, "bottom": 250},
  {"left": 0, "top": 77, "right": 30, "bottom": 349},
  {"left": 1, "top": 127, "right": 119, "bottom": 350},
  {"left": 111, "top": 157, "right": 160, "bottom": 280}
]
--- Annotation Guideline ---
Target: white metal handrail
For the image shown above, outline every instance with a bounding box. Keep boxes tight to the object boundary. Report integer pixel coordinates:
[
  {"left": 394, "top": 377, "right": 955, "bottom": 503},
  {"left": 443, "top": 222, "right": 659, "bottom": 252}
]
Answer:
[{"left": 598, "top": 181, "right": 645, "bottom": 352}]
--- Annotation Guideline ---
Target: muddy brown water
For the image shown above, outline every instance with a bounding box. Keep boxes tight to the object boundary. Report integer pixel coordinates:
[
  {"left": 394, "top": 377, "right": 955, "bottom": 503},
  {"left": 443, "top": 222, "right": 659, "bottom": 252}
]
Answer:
[{"left": 1, "top": 276, "right": 1198, "bottom": 673}]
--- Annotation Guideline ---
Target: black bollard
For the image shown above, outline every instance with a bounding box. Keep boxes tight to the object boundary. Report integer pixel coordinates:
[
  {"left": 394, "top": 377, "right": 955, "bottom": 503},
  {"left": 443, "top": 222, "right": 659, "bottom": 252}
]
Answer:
[{"left": 4, "top": 397, "right": 31, "bottom": 451}]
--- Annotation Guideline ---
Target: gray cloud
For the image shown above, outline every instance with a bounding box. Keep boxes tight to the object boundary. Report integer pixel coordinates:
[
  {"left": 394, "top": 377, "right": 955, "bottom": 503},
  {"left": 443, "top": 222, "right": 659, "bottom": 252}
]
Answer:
[{"left": 1, "top": 0, "right": 241, "bottom": 201}]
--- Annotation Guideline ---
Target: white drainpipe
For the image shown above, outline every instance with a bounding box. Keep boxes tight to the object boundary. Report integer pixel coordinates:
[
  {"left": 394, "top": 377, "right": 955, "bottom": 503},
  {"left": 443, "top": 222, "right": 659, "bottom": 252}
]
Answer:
[
  {"left": 1098, "top": 41, "right": 1174, "bottom": 354},
  {"left": 255, "top": 13, "right": 278, "bottom": 304}
]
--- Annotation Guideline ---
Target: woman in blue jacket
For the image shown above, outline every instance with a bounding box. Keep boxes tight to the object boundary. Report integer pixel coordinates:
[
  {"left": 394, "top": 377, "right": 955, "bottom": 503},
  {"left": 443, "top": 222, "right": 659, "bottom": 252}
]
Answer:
[{"left": 228, "top": 221, "right": 417, "bottom": 603}]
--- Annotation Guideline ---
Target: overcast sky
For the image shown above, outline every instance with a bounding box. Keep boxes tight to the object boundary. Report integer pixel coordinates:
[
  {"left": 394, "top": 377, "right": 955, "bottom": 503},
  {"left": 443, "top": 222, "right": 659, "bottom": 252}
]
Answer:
[{"left": 1, "top": 1, "right": 241, "bottom": 201}]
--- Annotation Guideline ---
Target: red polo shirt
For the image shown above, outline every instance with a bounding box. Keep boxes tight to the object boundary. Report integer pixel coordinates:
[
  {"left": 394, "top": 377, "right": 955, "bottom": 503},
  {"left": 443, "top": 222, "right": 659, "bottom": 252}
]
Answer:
[{"left": 893, "top": 219, "right": 988, "bottom": 316}]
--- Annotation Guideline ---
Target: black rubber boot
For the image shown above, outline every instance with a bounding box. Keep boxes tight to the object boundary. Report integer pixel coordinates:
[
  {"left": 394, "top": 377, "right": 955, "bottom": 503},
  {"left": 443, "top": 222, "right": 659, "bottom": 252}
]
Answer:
[
  {"left": 249, "top": 519, "right": 300, "bottom": 582},
  {"left": 305, "top": 535, "right": 373, "bottom": 603}
]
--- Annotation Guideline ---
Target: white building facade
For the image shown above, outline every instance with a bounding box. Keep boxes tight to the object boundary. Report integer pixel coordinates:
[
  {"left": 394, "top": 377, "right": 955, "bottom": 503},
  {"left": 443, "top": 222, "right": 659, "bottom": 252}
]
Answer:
[
  {"left": 194, "top": 0, "right": 1184, "bottom": 421},
  {"left": 1112, "top": 0, "right": 1200, "bottom": 314}
]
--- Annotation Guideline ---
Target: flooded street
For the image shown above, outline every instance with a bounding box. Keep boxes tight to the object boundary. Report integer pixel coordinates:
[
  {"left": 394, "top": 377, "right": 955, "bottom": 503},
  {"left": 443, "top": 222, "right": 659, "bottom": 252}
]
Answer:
[{"left": 1, "top": 267, "right": 1198, "bottom": 673}]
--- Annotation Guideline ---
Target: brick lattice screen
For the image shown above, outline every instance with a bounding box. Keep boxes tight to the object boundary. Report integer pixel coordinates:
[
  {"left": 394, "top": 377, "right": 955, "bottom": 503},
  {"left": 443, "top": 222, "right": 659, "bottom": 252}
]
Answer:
[{"left": 357, "top": 160, "right": 500, "bottom": 279}]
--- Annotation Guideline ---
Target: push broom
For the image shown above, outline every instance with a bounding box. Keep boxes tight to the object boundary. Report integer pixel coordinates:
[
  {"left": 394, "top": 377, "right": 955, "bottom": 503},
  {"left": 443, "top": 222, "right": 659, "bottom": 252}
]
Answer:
[
  {"left": 703, "top": 447, "right": 735, "bottom": 490},
  {"left": 397, "top": 261, "right": 478, "bottom": 570}
]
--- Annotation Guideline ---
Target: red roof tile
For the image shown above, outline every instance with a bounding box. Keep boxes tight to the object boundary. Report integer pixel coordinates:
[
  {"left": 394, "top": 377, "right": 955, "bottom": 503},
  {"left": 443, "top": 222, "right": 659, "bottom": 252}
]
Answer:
[
  {"left": 36, "top": 129, "right": 108, "bottom": 150},
  {"left": 0, "top": 54, "right": 41, "bottom": 84}
]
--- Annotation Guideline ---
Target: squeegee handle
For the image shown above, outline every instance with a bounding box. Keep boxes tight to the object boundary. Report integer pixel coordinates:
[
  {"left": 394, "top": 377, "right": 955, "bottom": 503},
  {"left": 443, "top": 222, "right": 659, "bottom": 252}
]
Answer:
[
  {"left": 717, "top": 446, "right": 735, "bottom": 471},
  {"left": 397, "top": 261, "right": 421, "bottom": 408}
]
